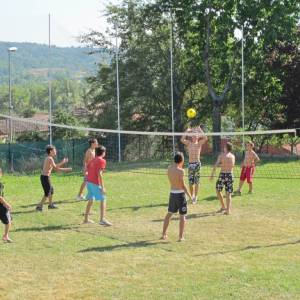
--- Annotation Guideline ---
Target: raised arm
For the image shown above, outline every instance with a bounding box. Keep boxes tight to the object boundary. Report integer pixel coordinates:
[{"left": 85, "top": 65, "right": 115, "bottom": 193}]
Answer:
[
  {"left": 181, "top": 129, "right": 191, "bottom": 146},
  {"left": 196, "top": 126, "right": 208, "bottom": 144}
]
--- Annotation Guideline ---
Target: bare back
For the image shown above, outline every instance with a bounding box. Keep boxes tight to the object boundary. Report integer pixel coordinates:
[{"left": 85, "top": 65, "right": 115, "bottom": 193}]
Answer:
[
  {"left": 219, "top": 152, "right": 235, "bottom": 173},
  {"left": 168, "top": 165, "right": 185, "bottom": 190},
  {"left": 42, "top": 156, "right": 54, "bottom": 176}
]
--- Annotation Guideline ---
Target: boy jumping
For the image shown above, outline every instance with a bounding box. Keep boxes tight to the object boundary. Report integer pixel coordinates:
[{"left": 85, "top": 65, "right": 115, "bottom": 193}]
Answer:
[
  {"left": 181, "top": 126, "right": 207, "bottom": 204},
  {"left": 36, "top": 145, "right": 72, "bottom": 212},
  {"left": 0, "top": 168, "right": 13, "bottom": 242},
  {"left": 76, "top": 138, "right": 99, "bottom": 200},
  {"left": 83, "top": 145, "right": 112, "bottom": 226},
  {"left": 235, "top": 142, "right": 260, "bottom": 195},
  {"left": 161, "top": 152, "right": 192, "bottom": 242},
  {"left": 210, "top": 142, "right": 235, "bottom": 215}
]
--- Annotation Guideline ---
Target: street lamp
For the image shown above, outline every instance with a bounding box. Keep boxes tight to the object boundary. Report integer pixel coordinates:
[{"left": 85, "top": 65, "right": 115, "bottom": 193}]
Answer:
[{"left": 8, "top": 46, "right": 17, "bottom": 143}]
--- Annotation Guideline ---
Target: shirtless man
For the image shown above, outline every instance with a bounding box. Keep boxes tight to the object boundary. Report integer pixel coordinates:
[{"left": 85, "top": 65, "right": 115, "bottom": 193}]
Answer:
[
  {"left": 181, "top": 126, "right": 208, "bottom": 204},
  {"left": 76, "top": 138, "right": 99, "bottom": 200},
  {"left": 161, "top": 152, "right": 192, "bottom": 242},
  {"left": 235, "top": 142, "right": 260, "bottom": 195},
  {"left": 210, "top": 142, "right": 235, "bottom": 215},
  {"left": 36, "top": 145, "right": 72, "bottom": 212}
]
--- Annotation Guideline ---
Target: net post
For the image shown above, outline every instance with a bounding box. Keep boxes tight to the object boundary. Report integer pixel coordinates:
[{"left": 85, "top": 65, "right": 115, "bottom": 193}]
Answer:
[
  {"left": 115, "top": 21, "right": 121, "bottom": 163},
  {"left": 48, "top": 13, "right": 53, "bottom": 145},
  {"left": 72, "top": 139, "right": 75, "bottom": 170},
  {"left": 241, "top": 25, "right": 245, "bottom": 149},
  {"left": 170, "top": 10, "right": 175, "bottom": 154}
]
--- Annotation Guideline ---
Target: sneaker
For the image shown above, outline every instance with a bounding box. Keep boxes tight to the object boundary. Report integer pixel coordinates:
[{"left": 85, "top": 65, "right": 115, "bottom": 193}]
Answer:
[
  {"left": 48, "top": 204, "right": 58, "bottom": 209},
  {"left": 36, "top": 206, "right": 43, "bottom": 212},
  {"left": 99, "top": 219, "right": 113, "bottom": 226},
  {"left": 82, "top": 219, "right": 95, "bottom": 224},
  {"left": 76, "top": 195, "right": 85, "bottom": 201}
]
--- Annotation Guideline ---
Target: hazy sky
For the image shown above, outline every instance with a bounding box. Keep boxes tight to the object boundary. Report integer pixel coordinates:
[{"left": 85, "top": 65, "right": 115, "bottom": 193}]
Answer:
[{"left": 0, "top": 0, "right": 118, "bottom": 47}]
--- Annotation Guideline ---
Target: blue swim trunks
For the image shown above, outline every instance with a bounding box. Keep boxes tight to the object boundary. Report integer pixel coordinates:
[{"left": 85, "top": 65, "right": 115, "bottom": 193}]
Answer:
[{"left": 86, "top": 182, "right": 105, "bottom": 201}]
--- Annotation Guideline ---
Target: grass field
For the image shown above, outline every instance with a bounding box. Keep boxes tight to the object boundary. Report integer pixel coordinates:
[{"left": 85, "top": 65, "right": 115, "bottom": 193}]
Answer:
[{"left": 0, "top": 162, "right": 300, "bottom": 300}]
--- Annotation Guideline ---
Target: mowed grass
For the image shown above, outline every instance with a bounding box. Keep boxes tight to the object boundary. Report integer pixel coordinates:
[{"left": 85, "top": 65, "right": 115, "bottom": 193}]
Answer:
[{"left": 0, "top": 163, "right": 300, "bottom": 300}]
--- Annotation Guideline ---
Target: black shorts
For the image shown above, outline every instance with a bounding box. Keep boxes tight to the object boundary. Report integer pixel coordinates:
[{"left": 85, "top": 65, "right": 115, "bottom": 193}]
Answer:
[
  {"left": 0, "top": 202, "right": 12, "bottom": 225},
  {"left": 216, "top": 172, "right": 234, "bottom": 194},
  {"left": 168, "top": 193, "right": 187, "bottom": 215},
  {"left": 40, "top": 175, "right": 54, "bottom": 197}
]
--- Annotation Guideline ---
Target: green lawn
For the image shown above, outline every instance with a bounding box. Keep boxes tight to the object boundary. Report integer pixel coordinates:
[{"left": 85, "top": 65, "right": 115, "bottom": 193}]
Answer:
[{"left": 0, "top": 162, "right": 300, "bottom": 300}]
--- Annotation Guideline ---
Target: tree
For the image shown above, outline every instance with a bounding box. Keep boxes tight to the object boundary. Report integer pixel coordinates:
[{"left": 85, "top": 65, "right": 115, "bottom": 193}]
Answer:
[{"left": 52, "top": 110, "right": 84, "bottom": 140}]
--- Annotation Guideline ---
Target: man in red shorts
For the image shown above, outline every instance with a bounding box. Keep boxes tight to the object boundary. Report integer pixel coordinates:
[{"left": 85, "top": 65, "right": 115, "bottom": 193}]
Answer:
[{"left": 235, "top": 142, "right": 260, "bottom": 195}]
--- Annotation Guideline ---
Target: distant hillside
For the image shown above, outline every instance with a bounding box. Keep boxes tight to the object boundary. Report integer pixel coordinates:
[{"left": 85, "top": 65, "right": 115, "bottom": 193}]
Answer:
[{"left": 0, "top": 41, "right": 110, "bottom": 84}]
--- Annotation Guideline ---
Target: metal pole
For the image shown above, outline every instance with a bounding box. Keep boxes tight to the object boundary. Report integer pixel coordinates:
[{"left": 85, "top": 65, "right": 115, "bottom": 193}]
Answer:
[
  {"left": 8, "top": 51, "right": 12, "bottom": 144},
  {"left": 48, "top": 13, "right": 53, "bottom": 145},
  {"left": 115, "top": 22, "right": 121, "bottom": 162},
  {"left": 170, "top": 12, "right": 175, "bottom": 154},
  {"left": 242, "top": 25, "right": 245, "bottom": 148}
]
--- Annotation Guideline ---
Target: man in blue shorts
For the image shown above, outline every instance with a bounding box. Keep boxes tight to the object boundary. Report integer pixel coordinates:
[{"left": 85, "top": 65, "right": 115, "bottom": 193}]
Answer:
[{"left": 83, "top": 146, "right": 112, "bottom": 226}]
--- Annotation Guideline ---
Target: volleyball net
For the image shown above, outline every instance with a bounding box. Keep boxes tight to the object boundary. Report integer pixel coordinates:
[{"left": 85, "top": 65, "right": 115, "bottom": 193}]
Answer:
[{"left": 0, "top": 113, "right": 299, "bottom": 179}]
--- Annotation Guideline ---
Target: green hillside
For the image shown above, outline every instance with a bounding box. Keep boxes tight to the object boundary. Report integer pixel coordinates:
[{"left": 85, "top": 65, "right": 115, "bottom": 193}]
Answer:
[{"left": 0, "top": 41, "right": 110, "bottom": 84}]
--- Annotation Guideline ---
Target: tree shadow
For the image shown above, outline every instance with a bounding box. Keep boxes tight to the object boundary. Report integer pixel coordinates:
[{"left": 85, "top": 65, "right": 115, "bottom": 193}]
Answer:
[
  {"left": 12, "top": 224, "right": 79, "bottom": 232},
  {"left": 108, "top": 203, "right": 167, "bottom": 212},
  {"left": 194, "top": 239, "right": 300, "bottom": 257},
  {"left": 152, "top": 211, "right": 218, "bottom": 222},
  {"left": 79, "top": 239, "right": 169, "bottom": 253}
]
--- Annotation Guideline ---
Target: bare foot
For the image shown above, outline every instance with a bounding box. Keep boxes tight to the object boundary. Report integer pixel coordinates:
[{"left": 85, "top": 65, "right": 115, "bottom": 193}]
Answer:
[
  {"left": 217, "top": 208, "right": 226, "bottom": 213},
  {"left": 224, "top": 210, "right": 231, "bottom": 215},
  {"left": 178, "top": 237, "right": 185, "bottom": 242},
  {"left": 160, "top": 234, "right": 168, "bottom": 240},
  {"left": 2, "top": 236, "right": 13, "bottom": 243}
]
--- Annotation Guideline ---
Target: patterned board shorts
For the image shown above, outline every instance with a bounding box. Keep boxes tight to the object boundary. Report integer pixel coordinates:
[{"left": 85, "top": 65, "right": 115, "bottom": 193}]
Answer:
[
  {"left": 188, "top": 162, "right": 201, "bottom": 185},
  {"left": 216, "top": 172, "right": 234, "bottom": 194}
]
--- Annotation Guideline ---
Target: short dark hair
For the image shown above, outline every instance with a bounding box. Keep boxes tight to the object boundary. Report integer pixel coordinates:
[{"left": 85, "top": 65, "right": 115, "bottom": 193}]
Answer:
[
  {"left": 88, "top": 138, "right": 98, "bottom": 146},
  {"left": 174, "top": 152, "right": 184, "bottom": 164},
  {"left": 226, "top": 142, "right": 233, "bottom": 152},
  {"left": 95, "top": 146, "right": 106, "bottom": 157},
  {"left": 46, "top": 145, "right": 55, "bottom": 154}
]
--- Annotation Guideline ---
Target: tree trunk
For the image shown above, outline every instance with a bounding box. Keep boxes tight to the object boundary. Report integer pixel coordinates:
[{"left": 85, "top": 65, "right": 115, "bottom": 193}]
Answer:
[{"left": 212, "top": 101, "right": 221, "bottom": 153}]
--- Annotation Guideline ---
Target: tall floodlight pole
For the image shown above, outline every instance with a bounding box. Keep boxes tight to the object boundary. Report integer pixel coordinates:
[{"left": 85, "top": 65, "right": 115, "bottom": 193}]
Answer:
[
  {"left": 8, "top": 47, "right": 17, "bottom": 143},
  {"left": 115, "top": 21, "right": 121, "bottom": 162},
  {"left": 242, "top": 25, "right": 245, "bottom": 148},
  {"left": 170, "top": 11, "right": 175, "bottom": 154},
  {"left": 48, "top": 13, "right": 53, "bottom": 145},
  {"left": 7, "top": 47, "right": 17, "bottom": 172}
]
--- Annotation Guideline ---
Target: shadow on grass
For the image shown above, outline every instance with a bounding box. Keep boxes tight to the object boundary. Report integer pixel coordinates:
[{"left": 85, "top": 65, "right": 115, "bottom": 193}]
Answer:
[
  {"left": 195, "top": 239, "right": 300, "bottom": 257},
  {"left": 202, "top": 195, "right": 217, "bottom": 202},
  {"left": 79, "top": 239, "right": 168, "bottom": 253},
  {"left": 12, "top": 224, "right": 79, "bottom": 232},
  {"left": 152, "top": 211, "right": 218, "bottom": 223},
  {"left": 19, "top": 199, "right": 79, "bottom": 208},
  {"left": 12, "top": 210, "right": 37, "bottom": 215},
  {"left": 108, "top": 203, "right": 167, "bottom": 212}
]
